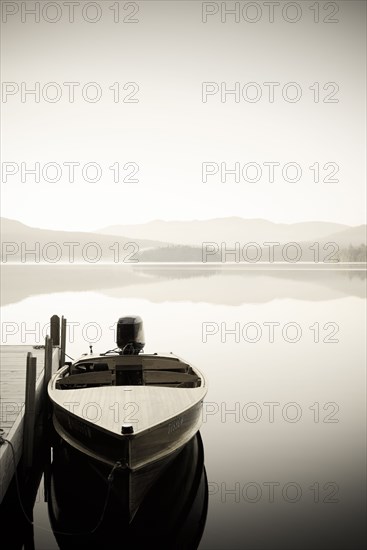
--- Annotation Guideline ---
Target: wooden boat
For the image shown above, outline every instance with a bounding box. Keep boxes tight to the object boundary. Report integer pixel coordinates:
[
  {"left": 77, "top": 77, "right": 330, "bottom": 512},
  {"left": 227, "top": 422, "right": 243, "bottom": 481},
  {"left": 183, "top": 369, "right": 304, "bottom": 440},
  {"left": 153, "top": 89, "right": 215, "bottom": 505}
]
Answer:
[{"left": 48, "top": 316, "right": 207, "bottom": 474}]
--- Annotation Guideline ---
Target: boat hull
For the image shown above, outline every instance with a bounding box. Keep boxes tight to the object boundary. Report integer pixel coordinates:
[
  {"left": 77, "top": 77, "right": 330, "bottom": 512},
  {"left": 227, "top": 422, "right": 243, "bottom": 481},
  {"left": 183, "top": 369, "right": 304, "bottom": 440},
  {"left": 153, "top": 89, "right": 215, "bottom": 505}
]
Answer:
[
  {"left": 52, "top": 397, "right": 204, "bottom": 470},
  {"left": 48, "top": 432, "right": 208, "bottom": 547}
]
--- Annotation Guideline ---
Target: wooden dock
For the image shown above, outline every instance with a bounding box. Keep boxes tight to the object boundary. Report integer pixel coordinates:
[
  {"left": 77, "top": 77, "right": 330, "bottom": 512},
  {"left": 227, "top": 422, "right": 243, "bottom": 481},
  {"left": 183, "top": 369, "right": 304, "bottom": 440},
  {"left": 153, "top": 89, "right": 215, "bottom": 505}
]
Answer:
[{"left": 0, "top": 317, "right": 63, "bottom": 503}]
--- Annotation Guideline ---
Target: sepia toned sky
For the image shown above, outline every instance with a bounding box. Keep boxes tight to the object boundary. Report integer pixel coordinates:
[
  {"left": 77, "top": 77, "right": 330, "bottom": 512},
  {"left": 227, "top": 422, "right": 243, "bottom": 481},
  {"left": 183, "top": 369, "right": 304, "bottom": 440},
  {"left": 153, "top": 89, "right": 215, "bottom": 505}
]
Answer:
[{"left": 1, "top": 0, "right": 366, "bottom": 231}]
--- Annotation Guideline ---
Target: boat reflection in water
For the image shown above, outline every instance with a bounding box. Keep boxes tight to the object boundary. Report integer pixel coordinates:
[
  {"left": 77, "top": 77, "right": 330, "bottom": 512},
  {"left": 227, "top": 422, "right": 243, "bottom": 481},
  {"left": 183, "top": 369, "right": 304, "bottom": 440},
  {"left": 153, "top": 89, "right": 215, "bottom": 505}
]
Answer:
[{"left": 47, "top": 431, "right": 208, "bottom": 549}]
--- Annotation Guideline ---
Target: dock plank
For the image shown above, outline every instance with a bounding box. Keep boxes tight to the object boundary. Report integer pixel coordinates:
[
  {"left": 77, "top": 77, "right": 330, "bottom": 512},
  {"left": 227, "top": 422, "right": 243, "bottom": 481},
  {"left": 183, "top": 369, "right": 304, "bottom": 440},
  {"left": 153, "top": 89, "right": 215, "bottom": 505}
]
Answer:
[
  {"left": 0, "top": 346, "right": 45, "bottom": 438},
  {"left": 0, "top": 345, "right": 60, "bottom": 502}
]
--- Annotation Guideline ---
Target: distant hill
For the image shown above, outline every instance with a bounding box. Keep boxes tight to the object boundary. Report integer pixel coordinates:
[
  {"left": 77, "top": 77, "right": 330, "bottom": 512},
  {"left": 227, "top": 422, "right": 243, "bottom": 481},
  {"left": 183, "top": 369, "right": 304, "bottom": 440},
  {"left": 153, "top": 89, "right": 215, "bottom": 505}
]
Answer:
[
  {"left": 98, "top": 218, "right": 366, "bottom": 263},
  {"left": 319, "top": 225, "right": 366, "bottom": 247},
  {"left": 97, "top": 218, "right": 356, "bottom": 247},
  {"left": 1, "top": 217, "right": 365, "bottom": 263},
  {"left": 138, "top": 242, "right": 367, "bottom": 263},
  {"left": 0, "top": 218, "right": 169, "bottom": 263}
]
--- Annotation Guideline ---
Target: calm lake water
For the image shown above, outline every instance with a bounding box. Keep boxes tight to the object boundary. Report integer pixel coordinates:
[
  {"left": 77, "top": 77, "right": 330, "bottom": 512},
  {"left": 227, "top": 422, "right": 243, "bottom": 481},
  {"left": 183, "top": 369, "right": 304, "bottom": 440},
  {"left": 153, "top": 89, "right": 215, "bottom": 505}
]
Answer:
[{"left": 1, "top": 265, "right": 366, "bottom": 549}]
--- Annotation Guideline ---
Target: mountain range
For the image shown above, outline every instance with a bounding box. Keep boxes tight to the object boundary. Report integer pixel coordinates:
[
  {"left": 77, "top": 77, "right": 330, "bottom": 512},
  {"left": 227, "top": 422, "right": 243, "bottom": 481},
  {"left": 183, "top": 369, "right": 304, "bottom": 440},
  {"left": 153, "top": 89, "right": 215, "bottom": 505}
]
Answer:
[
  {"left": 1, "top": 217, "right": 366, "bottom": 263},
  {"left": 96, "top": 218, "right": 366, "bottom": 247}
]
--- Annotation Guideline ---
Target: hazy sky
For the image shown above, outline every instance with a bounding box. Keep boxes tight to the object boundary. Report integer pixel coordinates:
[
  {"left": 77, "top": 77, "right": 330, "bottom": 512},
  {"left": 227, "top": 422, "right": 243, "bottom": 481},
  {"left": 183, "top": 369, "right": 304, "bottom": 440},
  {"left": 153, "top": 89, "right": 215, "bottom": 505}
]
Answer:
[{"left": 1, "top": 0, "right": 366, "bottom": 231}]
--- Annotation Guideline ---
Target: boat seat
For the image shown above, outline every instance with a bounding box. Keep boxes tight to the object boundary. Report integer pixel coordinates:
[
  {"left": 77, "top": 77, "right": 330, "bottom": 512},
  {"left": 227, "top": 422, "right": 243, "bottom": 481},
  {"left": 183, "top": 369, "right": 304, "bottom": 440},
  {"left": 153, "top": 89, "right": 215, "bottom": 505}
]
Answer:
[
  {"left": 144, "top": 370, "right": 201, "bottom": 387},
  {"left": 56, "top": 371, "right": 113, "bottom": 388}
]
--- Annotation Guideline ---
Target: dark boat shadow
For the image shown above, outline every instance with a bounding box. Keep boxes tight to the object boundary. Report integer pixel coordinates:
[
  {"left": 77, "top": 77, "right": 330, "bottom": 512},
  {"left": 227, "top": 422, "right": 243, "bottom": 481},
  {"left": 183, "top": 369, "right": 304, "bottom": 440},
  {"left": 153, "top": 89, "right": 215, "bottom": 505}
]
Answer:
[{"left": 47, "top": 432, "right": 208, "bottom": 549}]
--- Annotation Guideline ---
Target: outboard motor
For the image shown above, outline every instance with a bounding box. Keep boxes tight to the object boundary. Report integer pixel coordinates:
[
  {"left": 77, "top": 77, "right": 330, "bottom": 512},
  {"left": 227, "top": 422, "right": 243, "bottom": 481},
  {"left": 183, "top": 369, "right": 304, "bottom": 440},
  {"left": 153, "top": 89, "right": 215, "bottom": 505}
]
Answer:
[{"left": 116, "top": 316, "right": 145, "bottom": 355}]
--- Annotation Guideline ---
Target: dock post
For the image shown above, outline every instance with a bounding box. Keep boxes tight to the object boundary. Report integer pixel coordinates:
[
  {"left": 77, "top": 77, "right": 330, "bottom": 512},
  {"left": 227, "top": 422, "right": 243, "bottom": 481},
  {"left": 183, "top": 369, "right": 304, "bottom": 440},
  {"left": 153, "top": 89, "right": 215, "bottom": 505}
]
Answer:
[
  {"left": 50, "top": 315, "right": 60, "bottom": 346},
  {"left": 43, "top": 336, "right": 53, "bottom": 397},
  {"left": 23, "top": 352, "right": 37, "bottom": 472},
  {"left": 43, "top": 335, "right": 53, "bottom": 503},
  {"left": 43, "top": 335, "right": 53, "bottom": 416},
  {"left": 60, "top": 316, "right": 67, "bottom": 368}
]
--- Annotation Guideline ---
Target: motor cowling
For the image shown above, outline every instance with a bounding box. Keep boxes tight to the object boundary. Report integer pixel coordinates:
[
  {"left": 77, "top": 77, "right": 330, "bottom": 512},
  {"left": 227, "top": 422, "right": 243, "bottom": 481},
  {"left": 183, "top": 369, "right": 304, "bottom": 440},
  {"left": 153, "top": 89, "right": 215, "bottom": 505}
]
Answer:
[{"left": 116, "top": 316, "right": 145, "bottom": 355}]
